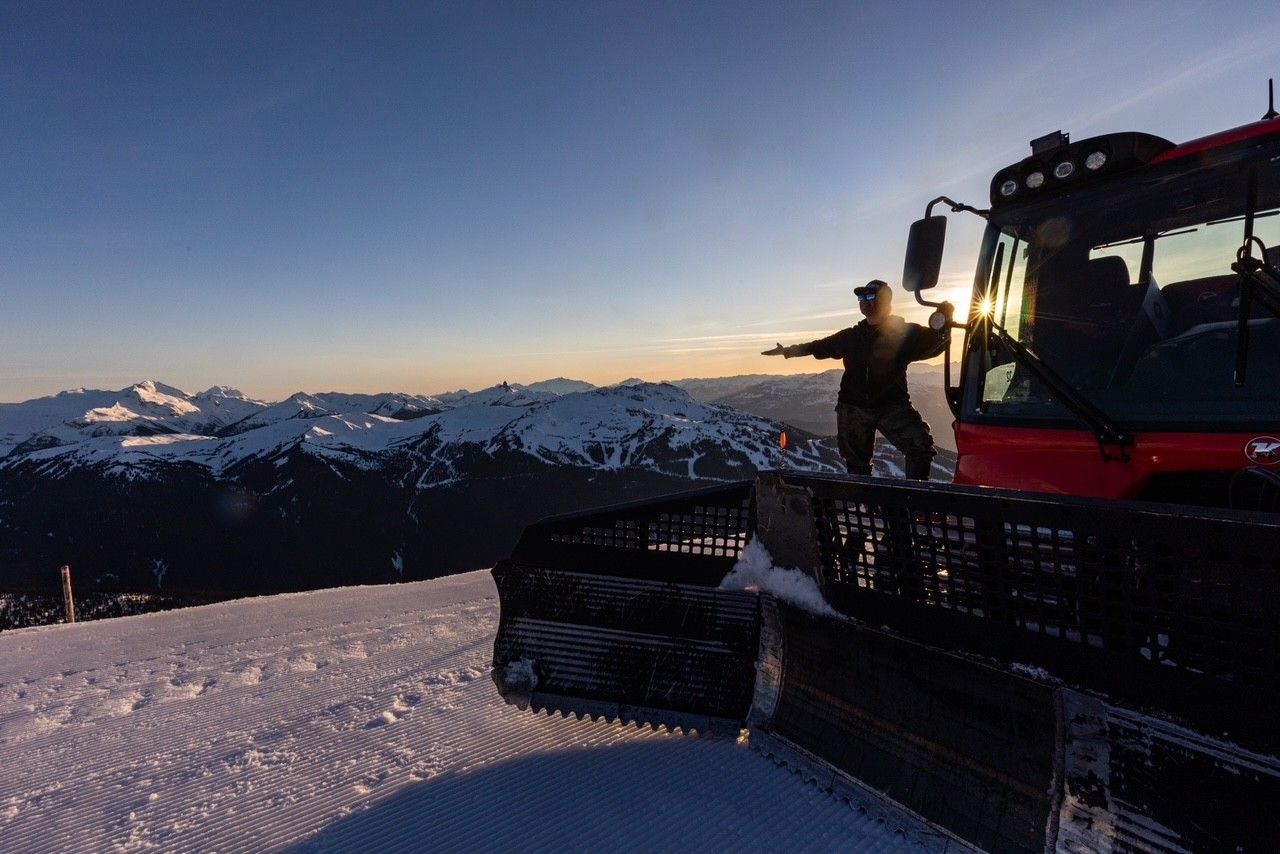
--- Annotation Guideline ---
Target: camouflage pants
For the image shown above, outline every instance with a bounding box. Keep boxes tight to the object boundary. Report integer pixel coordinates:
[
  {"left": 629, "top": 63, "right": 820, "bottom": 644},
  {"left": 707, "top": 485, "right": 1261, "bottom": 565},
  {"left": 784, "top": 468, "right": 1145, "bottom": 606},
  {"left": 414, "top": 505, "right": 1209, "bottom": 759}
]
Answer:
[{"left": 836, "top": 401, "right": 936, "bottom": 479}]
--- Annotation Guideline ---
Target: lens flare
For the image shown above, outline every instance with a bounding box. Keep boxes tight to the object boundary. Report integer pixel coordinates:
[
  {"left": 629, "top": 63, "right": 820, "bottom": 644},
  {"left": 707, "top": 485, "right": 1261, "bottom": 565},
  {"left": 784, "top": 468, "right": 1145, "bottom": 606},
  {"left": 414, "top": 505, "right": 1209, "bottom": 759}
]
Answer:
[{"left": 977, "top": 296, "right": 995, "bottom": 318}]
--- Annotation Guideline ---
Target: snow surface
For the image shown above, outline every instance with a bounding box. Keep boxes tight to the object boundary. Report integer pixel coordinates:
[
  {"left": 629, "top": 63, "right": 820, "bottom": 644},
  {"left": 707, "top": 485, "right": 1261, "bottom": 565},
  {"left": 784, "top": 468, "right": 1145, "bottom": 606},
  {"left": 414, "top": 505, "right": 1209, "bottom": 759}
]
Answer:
[{"left": 0, "top": 571, "right": 920, "bottom": 852}]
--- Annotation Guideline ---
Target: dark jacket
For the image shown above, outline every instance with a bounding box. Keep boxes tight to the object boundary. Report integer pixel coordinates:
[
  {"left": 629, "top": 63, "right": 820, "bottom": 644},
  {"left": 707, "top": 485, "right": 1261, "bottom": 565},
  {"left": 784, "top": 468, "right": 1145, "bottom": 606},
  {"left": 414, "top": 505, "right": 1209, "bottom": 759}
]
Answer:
[{"left": 795, "top": 316, "right": 946, "bottom": 407}]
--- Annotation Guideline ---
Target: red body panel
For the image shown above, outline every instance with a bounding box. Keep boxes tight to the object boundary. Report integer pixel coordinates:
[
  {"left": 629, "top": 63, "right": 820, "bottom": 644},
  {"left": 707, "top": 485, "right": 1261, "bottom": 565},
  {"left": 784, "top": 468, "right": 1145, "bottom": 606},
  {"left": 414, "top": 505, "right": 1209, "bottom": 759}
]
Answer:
[
  {"left": 1150, "top": 119, "right": 1280, "bottom": 164},
  {"left": 953, "top": 423, "right": 1272, "bottom": 499}
]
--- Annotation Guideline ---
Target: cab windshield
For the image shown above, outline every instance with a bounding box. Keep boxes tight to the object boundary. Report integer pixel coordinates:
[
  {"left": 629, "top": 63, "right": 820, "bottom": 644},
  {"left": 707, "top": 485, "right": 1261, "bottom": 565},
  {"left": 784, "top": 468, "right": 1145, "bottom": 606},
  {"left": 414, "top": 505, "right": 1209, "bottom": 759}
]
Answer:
[{"left": 970, "top": 162, "right": 1280, "bottom": 429}]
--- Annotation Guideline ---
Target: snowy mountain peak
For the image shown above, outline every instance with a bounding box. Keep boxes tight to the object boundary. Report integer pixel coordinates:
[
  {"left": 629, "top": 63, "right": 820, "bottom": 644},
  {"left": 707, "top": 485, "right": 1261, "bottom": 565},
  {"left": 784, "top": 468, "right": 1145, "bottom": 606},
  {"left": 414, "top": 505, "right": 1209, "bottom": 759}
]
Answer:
[
  {"left": 132, "top": 379, "right": 186, "bottom": 396},
  {"left": 198, "top": 385, "right": 251, "bottom": 400},
  {"left": 126, "top": 381, "right": 201, "bottom": 416},
  {"left": 80, "top": 403, "right": 153, "bottom": 424},
  {"left": 523, "top": 377, "right": 597, "bottom": 395},
  {"left": 450, "top": 384, "right": 553, "bottom": 408}
]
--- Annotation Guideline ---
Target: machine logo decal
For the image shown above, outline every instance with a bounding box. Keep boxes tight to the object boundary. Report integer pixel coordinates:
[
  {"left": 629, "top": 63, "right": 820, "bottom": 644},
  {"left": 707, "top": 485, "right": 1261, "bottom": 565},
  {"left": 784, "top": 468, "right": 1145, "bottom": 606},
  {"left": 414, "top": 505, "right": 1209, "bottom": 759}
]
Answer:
[{"left": 1245, "top": 436, "right": 1280, "bottom": 465}]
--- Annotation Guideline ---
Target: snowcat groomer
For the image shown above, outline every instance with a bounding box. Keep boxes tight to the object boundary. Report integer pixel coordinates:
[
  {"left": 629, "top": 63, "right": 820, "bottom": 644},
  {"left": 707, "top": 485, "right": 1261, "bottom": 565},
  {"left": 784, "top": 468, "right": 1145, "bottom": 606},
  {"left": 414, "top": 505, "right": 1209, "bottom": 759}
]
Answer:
[{"left": 491, "top": 102, "right": 1280, "bottom": 852}]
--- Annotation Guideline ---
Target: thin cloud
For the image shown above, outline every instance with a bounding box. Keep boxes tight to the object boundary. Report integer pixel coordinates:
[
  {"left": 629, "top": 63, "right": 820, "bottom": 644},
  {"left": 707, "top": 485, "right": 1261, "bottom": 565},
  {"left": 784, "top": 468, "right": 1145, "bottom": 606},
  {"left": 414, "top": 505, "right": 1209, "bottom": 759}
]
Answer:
[
  {"left": 660, "top": 329, "right": 840, "bottom": 344},
  {"left": 1082, "top": 25, "right": 1280, "bottom": 129},
  {"left": 657, "top": 344, "right": 767, "bottom": 355}
]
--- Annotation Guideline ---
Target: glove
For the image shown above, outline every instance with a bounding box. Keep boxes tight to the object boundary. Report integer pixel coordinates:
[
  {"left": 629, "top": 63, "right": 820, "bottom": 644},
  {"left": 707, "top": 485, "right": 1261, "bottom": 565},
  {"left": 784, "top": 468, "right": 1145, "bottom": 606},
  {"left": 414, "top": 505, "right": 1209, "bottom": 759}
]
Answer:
[
  {"left": 939, "top": 301, "right": 955, "bottom": 319},
  {"left": 762, "top": 343, "right": 802, "bottom": 358}
]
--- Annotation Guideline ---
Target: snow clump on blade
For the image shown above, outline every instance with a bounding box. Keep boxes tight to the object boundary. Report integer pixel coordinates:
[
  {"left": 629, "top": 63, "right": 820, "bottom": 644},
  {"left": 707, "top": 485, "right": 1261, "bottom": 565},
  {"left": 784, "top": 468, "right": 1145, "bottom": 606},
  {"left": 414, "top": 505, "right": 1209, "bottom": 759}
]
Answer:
[
  {"left": 719, "top": 538, "right": 838, "bottom": 617},
  {"left": 502, "top": 657, "right": 538, "bottom": 692}
]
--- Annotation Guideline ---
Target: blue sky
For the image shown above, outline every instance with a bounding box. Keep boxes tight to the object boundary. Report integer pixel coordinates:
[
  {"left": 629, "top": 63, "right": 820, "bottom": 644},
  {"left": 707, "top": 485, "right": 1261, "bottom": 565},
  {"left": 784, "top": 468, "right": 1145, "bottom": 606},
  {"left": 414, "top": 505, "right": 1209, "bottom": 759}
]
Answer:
[{"left": 2, "top": 1, "right": 1278, "bottom": 401}]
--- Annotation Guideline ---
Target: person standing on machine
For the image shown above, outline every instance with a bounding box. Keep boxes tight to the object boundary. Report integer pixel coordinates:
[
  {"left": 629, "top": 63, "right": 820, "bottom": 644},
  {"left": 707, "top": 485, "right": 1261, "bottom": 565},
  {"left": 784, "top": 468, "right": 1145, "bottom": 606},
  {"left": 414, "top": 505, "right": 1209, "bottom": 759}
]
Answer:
[{"left": 762, "top": 280, "right": 951, "bottom": 479}]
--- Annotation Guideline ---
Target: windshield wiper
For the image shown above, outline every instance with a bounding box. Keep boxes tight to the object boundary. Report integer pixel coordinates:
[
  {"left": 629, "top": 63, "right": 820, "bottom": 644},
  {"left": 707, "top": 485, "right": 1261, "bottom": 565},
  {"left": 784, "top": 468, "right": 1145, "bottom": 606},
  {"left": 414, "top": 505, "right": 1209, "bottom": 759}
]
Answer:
[
  {"left": 1207, "top": 210, "right": 1280, "bottom": 227},
  {"left": 1230, "top": 237, "right": 1280, "bottom": 386},
  {"left": 1092, "top": 227, "right": 1198, "bottom": 252},
  {"left": 981, "top": 318, "right": 1134, "bottom": 463}
]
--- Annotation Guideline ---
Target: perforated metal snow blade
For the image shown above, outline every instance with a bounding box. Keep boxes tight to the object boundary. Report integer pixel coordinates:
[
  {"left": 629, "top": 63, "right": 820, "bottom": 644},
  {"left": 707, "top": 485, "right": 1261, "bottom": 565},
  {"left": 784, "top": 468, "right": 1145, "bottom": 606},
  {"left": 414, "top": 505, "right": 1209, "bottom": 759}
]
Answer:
[
  {"left": 491, "top": 482, "right": 759, "bottom": 735},
  {"left": 490, "top": 568, "right": 759, "bottom": 735},
  {"left": 492, "top": 472, "right": 1280, "bottom": 852}
]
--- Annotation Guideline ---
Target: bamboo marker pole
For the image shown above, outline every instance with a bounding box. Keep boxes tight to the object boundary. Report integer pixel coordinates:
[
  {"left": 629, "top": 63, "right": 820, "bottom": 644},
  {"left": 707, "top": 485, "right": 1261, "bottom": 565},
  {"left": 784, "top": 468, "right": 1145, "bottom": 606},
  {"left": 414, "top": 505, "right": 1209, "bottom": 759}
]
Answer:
[{"left": 60, "top": 565, "right": 76, "bottom": 624}]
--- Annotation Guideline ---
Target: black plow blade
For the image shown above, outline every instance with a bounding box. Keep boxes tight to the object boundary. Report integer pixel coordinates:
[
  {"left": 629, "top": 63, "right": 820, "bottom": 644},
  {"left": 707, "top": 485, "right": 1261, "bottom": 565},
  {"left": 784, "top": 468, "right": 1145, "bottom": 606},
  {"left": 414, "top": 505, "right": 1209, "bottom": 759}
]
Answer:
[
  {"left": 491, "top": 563, "right": 759, "bottom": 735},
  {"left": 490, "top": 473, "right": 1280, "bottom": 852}
]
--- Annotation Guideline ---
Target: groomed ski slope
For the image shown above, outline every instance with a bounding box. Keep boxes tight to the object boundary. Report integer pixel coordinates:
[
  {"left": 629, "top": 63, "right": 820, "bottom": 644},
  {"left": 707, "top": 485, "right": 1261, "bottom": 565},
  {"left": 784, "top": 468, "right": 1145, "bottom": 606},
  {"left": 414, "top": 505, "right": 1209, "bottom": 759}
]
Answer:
[{"left": 0, "top": 571, "right": 921, "bottom": 853}]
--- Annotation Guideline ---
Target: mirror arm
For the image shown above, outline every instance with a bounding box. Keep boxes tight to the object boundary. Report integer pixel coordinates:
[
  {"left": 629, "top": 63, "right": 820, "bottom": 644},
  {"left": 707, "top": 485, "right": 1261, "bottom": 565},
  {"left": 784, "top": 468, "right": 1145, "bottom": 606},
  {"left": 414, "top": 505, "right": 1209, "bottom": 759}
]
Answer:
[
  {"left": 924, "top": 196, "right": 990, "bottom": 220},
  {"left": 915, "top": 197, "right": 989, "bottom": 309},
  {"left": 942, "top": 333, "right": 959, "bottom": 419}
]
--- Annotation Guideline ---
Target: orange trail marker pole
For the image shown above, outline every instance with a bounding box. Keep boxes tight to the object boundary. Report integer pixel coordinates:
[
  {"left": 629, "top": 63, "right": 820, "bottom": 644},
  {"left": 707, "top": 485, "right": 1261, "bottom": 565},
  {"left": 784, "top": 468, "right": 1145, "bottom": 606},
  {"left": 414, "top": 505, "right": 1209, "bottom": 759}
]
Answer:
[{"left": 779, "top": 430, "right": 788, "bottom": 470}]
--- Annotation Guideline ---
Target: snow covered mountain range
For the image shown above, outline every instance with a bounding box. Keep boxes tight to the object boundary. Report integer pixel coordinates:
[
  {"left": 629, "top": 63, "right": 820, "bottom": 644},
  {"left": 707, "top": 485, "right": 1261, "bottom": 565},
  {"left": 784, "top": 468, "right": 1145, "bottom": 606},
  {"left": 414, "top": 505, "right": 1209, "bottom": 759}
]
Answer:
[
  {"left": 0, "top": 379, "right": 837, "bottom": 481},
  {"left": 5, "top": 377, "right": 926, "bottom": 595},
  {"left": 0, "top": 380, "right": 444, "bottom": 457}
]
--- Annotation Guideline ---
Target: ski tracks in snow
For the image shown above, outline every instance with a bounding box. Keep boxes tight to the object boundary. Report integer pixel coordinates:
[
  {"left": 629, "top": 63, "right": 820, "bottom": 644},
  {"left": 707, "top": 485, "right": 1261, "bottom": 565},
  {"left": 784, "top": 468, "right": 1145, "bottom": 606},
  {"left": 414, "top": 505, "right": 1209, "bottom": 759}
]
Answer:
[{"left": 0, "top": 572, "right": 919, "bottom": 853}]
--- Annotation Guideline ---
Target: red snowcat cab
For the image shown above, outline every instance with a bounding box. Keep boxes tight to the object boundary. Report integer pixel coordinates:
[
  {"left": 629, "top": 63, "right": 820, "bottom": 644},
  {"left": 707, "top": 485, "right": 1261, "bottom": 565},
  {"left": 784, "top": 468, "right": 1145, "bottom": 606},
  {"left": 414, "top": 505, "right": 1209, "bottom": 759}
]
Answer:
[
  {"left": 906, "top": 122, "right": 1280, "bottom": 509},
  {"left": 491, "top": 112, "right": 1280, "bottom": 851}
]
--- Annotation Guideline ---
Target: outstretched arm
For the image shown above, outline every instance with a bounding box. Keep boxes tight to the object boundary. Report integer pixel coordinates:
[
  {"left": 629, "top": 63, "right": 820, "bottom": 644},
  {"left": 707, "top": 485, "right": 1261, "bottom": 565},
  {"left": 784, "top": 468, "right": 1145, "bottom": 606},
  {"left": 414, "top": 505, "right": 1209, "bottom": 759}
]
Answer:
[{"left": 762, "top": 329, "right": 846, "bottom": 360}]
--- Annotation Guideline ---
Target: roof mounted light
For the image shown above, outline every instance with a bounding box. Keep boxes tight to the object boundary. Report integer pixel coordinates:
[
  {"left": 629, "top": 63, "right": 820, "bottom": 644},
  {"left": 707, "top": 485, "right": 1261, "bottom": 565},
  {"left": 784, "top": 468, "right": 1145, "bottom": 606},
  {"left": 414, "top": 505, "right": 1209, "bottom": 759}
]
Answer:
[
  {"left": 989, "top": 132, "right": 1173, "bottom": 206},
  {"left": 999, "top": 179, "right": 1018, "bottom": 197}
]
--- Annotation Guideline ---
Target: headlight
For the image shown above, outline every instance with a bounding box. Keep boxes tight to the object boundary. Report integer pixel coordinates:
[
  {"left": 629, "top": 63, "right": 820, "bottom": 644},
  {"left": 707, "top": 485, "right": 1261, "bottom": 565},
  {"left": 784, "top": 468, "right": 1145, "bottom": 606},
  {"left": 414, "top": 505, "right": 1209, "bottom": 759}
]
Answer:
[
  {"left": 1025, "top": 171, "right": 1045, "bottom": 189},
  {"left": 1085, "top": 150, "right": 1108, "bottom": 171},
  {"left": 928, "top": 309, "right": 949, "bottom": 331},
  {"left": 999, "top": 179, "right": 1018, "bottom": 197},
  {"left": 1053, "top": 161, "right": 1075, "bottom": 179}
]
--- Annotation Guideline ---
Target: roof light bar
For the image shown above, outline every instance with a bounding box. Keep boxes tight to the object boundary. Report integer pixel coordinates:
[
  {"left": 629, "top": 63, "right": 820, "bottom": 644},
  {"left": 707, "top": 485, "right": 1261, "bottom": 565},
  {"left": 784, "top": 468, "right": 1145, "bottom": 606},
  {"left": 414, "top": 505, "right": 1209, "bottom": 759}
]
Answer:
[{"left": 989, "top": 132, "right": 1175, "bottom": 207}]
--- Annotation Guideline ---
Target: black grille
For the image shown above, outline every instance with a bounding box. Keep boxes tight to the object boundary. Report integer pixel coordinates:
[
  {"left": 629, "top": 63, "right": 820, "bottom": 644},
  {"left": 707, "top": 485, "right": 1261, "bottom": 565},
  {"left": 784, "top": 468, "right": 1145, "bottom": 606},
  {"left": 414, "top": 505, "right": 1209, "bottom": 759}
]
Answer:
[
  {"left": 510, "top": 481, "right": 754, "bottom": 586},
  {"left": 491, "top": 482, "right": 761, "bottom": 731},
  {"left": 765, "top": 601, "right": 1057, "bottom": 853},
  {"left": 793, "top": 473, "right": 1280, "bottom": 749}
]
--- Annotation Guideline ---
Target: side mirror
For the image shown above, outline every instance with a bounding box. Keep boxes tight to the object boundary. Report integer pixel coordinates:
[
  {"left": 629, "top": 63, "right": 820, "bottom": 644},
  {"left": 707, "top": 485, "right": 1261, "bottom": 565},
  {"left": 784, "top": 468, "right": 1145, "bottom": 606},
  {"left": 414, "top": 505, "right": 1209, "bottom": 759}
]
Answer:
[{"left": 902, "top": 215, "right": 947, "bottom": 293}]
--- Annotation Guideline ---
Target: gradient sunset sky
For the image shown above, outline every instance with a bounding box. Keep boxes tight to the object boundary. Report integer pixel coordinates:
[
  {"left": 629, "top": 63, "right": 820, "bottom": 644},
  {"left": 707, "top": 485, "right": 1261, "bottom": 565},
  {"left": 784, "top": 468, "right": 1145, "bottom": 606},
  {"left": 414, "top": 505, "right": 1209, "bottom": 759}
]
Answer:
[{"left": 3, "top": 1, "right": 1278, "bottom": 401}]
